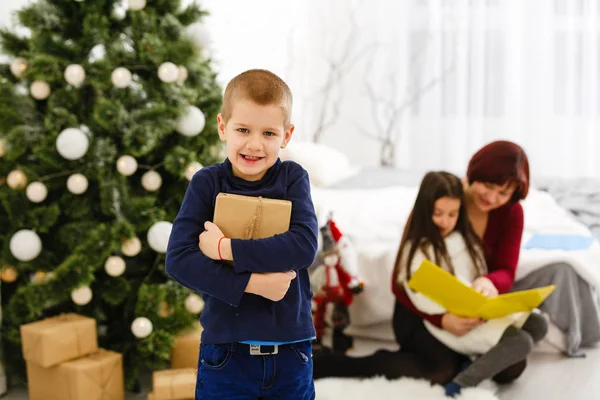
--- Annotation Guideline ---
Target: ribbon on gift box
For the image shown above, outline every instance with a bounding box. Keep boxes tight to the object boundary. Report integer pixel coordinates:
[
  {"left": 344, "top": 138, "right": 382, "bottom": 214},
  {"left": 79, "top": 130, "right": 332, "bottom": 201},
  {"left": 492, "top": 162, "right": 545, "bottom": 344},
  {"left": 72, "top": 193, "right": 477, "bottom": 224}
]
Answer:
[{"left": 244, "top": 196, "right": 264, "bottom": 239}]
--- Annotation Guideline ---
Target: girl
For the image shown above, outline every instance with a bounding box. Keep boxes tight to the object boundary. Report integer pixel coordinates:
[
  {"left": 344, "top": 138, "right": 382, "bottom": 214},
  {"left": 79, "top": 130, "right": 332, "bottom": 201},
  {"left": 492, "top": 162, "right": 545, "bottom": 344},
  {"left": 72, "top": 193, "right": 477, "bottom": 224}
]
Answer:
[{"left": 393, "top": 171, "right": 542, "bottom": 397}]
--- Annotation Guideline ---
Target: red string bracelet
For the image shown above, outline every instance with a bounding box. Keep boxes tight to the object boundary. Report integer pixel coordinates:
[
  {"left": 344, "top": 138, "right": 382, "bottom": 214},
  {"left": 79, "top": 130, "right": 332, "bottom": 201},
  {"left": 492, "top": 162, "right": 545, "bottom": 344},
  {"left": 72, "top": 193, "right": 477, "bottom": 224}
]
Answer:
[{"left": 218, "top": 236, "right": 225, "bottom": 260}]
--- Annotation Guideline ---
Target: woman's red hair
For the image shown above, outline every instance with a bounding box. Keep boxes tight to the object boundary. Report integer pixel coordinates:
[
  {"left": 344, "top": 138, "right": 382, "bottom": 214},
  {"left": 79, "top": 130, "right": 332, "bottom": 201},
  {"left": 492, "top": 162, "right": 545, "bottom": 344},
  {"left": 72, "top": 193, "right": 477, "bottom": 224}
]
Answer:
[{"left": 467, "top": 140, "right": 530, "bottom": 202}]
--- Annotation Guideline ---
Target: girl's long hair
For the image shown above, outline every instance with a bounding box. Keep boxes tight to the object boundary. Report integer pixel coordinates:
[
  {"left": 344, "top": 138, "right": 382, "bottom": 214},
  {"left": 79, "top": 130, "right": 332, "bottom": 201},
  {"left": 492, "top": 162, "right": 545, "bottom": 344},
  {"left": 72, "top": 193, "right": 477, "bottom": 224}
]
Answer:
[{"left": 393, "top": 171, "right": 486, "bottom": 286}]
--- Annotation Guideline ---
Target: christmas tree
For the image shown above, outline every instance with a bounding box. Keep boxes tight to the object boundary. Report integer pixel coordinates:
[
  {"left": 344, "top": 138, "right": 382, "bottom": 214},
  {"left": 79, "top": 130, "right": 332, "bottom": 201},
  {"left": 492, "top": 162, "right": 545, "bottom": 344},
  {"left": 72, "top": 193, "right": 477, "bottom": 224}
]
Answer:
[{"left": 0, "top": 0, "right": 222, "bottom": 389}]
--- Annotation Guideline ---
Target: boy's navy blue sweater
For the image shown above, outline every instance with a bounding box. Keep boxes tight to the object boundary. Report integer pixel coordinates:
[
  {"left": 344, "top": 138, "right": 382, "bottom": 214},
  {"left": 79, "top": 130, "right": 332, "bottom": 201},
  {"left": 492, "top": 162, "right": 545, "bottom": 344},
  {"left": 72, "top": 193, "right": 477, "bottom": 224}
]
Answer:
[{"left": 165, "top": 158, "right": 318, "bottom": 344}]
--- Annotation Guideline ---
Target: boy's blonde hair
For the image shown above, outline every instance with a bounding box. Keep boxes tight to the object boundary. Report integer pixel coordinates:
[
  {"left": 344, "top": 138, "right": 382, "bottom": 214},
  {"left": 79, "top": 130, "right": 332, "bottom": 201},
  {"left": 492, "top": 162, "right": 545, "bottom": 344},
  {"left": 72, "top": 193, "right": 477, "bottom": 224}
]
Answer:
[{"left": 221, "top": 69, "right": 293, "bottom": 126}]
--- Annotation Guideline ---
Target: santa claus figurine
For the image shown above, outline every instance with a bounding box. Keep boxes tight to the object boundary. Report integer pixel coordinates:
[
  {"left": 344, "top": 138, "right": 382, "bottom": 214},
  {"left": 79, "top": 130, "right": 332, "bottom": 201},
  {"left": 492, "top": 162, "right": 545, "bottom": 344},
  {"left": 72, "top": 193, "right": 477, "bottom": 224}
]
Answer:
[{"left": 311, "top": 215, "right": 364, "bottom": 343}]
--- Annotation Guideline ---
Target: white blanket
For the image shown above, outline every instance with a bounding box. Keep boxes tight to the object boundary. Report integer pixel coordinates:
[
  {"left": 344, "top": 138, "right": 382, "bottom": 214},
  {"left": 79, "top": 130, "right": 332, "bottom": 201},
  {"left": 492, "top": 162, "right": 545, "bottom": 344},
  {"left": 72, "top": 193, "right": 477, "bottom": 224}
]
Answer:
[
  {"left": 311, "top": 185, "right": 600, "bottom": 345},
  {"left": 518, "top": 189, "right": 600, "bottom": 287}
]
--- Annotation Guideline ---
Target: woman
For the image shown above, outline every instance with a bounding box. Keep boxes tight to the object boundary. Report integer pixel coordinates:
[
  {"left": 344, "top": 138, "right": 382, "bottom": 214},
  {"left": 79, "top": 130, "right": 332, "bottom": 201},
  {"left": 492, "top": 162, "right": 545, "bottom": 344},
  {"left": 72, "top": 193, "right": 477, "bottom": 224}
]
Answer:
[
  {"left": 313, "top": 141, "right": 548, "bottom": 387},
  {"left": 393, "top": 140, "right": 548, "bottom": 387}
]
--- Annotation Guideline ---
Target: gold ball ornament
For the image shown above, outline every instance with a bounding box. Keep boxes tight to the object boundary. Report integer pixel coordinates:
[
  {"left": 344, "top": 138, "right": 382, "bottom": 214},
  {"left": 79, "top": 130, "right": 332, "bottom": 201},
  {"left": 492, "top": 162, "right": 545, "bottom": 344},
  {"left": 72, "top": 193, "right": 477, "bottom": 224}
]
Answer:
[
  {"left": 105, "top": 255, "right": 126, "bottom": 277},
  {"left": 30, "top": 81, "right": 51, "bottom": 100},
  {"left": 7, "top": 170, "right": 27, "bottom": 190},
  {"left": 158, "top": 301, "right": 174, "bottom": 318},
  {"left": 121, "top": 237, "right": 142, "bottom": 257},
  {"left": 158, "top": 62, "right": 179, "bottom": 83},
  {"left": 66, "top": 173, "right": 89, "bottom": 195},
  {"left": 185, "top": 162, "right": 203, "bottom": 181},
  {"left": 111, "top": 67, "right": 132, "bottom": 88},
  {"left": 31, "top": 271, "right": 47, "bottom": 284},
  {"left": 177, "top": 66, "right": 188, "bottom": 84},
  {"left": 71, "top": 286, "right": 93, "bottom": 305},
  {"left": 0, "top": 139, "right": 6, "bottom": 157},
  {"left": 10, "top": 57, "right": 28, "bottom": 78},
  {"left": 116, "top": 155, "right": 138, "bottom": 176},
  {"left": 1, "top": 266, "right": 18, "bottom": 283},
  {"left": 141, "top": 170, "right": 162, "bottom": 191},
  {"left": 26, "top": 181, "right": 48, "bottom": 203},
  {"left": 128, "top": 0, "right": 147, "bottom": 11},
  {"left": 185, "top": 294, "right": 205, "bottom": 314},
  {"left": 64, "top": 64, "right": 86, "bottom": 87}
]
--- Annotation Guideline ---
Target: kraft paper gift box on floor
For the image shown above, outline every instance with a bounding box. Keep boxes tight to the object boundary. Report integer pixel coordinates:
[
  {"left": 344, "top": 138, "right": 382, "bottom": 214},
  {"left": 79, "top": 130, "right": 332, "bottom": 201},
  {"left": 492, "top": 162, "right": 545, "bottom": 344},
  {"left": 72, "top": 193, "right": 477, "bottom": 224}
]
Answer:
[
  {"left": 171, "top": 322, "right": 203, "bottom": 369},
  {"left": 26, "top": 349, "right": 124, "bottom": 400},
  {"left": 213, "top": 193, "right": 292, "bottom": 240},
  {"left": 152, "top": 368, "right": 196, "bottom": 400},
  {"left": 20, "top": 313, "right": 124, "bottom": 400},
  {"left": 20, "top": 313, "right": 98, "bottom": 368}
]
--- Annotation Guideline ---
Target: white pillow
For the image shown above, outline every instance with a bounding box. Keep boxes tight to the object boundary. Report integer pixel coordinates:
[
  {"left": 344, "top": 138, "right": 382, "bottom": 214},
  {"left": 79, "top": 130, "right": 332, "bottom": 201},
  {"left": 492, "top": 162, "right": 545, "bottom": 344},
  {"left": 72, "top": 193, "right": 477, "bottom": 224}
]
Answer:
[{"left": 280, "top": 142, "right": 360, "bottom": 187}]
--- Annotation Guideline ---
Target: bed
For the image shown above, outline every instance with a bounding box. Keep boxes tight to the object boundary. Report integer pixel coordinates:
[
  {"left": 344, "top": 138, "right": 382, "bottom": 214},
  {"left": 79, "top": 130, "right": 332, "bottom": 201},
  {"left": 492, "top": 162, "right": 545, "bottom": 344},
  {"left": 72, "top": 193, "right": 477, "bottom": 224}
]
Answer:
[{"left": 305, "top": 162, "right": 600, "bottom": 358}]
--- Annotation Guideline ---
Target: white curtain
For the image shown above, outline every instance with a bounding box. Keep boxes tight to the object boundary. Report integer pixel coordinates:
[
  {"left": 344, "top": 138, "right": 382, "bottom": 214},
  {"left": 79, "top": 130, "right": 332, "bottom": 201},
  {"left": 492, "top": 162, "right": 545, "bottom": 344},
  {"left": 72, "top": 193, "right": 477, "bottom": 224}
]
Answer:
[
  {"left": 278, "top": 0, "right": 599, "bottom": 178},
  {"left": 3, "top": 0, "right": 598, "bottom": 178}
]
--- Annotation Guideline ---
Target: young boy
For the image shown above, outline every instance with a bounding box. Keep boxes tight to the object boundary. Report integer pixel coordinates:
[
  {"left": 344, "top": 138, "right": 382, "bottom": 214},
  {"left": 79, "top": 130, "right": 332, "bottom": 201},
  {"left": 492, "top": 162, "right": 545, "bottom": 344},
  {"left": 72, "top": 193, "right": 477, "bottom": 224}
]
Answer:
[{"left": 166, "top": 69, "right": 319, "bottom": 399}]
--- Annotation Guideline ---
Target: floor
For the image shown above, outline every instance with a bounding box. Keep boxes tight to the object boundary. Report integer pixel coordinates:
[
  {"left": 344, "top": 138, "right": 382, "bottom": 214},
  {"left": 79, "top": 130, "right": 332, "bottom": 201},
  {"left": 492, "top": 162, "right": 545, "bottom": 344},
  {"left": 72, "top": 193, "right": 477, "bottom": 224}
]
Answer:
[
  {"left": 3, "top": 347, "right": 600, "bottom": 399},
  {"left": 496, "top": 347, "right": 600, "bottom": 400}
]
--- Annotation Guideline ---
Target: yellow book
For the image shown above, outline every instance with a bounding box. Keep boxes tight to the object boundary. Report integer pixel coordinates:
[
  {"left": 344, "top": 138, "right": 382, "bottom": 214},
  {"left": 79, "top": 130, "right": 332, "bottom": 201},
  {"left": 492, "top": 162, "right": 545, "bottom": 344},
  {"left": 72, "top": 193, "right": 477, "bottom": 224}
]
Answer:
[{"left": 407, "top": 259, "right": 556, "bottom": 320}]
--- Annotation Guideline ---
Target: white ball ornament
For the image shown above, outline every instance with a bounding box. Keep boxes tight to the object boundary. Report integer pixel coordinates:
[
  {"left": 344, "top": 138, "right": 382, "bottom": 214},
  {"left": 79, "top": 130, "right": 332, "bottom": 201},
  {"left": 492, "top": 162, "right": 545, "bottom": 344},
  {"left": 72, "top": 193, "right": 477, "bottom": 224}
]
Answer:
[
  {"left": 185, "top": 162, "right": 203, "bottom": 181},
  {"left": 158, "top": 62, "right": 179, "bottom": 83},
  {"left": 7, "top": 170, "right": 27, "bottom": 190},
  {"left": 10, "top": 57, "right": 28, "bottom": 78},
  {"left": 147, "top": 221, "right": 173, "bottom": 253},
  {"left": 56, "top": 128, "right": 89, "bottom": 160},
  {"left": 186, "top": 23, "right": 212, "bottom": 51},
  {"left": 121, "top": 237, "right": 142, "bottom": 257},
  {"left": 141, "top": 170, "right": 162, "bottom": 192},
  {"left": 30, "top": 81, "right": 51, "bottom": 100},
  {"left": 105, "top": 256, "right": 126, "bottom": 277},
  {"left": 64, "top": 64, "right": 86, "bottom": 87},
  {"left": 177, "top": 66, "right": 188, "bottom": 83},
  {"left": 26, "top": 182, "right": 48, "bottom": 203},
  {"left": 67, "top": 173, "right": 89, "bottom": 194},
  {"left": 71, "top": 286, "right": 93, "bottom": 305},
  {"left": 131, "top": 317, "right": 153, "bottom": 338},
  {"left": 111, "top": 67, "right": 132, "bottom": 88},
  {"left": 10, "top": 230, "right": 42, "bottom": 262},
  {"left": 185, "top": 294, "right": 205, "bottom": 314},
  {"left": 128, "top": 0, "right": 147, "bottom": 11},
  {"left": 116, "top": 155, "right": 138, "bottom": 176},
  {"left": 176, "top": 106, "right": 205, "bottom": 137}
]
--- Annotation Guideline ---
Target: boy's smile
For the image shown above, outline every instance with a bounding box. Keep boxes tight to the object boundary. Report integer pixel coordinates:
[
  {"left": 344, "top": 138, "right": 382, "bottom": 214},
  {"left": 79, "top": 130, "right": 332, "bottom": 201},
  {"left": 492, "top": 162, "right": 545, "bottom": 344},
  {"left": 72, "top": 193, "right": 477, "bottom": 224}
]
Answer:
[{"left": 218, "top": 99, "right": 294, "bottom": 181}]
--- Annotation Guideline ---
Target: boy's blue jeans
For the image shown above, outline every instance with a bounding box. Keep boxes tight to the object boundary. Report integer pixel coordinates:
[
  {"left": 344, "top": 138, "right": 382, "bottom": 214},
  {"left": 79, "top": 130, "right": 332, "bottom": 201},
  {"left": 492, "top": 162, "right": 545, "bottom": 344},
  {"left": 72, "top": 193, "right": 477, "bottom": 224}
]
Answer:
[{"left": 195, "top": 340, "right": 315, "bottom": 399}]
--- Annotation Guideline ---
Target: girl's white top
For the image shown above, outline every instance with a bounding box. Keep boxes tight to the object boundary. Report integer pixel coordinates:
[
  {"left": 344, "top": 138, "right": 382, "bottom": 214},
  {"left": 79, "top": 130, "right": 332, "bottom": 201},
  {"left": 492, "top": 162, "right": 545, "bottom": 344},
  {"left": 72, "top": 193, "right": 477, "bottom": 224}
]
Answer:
[{"left": 400, "top": 231, "right": 528, "bottom": 356}]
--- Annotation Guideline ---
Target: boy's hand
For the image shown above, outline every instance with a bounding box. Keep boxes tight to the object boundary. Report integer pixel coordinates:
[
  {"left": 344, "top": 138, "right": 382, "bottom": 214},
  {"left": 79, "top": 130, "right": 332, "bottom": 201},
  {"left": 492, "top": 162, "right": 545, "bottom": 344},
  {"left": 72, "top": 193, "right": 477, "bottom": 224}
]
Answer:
[
  {"left": 199, "top": 221, "right": 227, "bottom": 260},
  {"left": 246, "top": 271, "right": 297, "bottom": 302}
]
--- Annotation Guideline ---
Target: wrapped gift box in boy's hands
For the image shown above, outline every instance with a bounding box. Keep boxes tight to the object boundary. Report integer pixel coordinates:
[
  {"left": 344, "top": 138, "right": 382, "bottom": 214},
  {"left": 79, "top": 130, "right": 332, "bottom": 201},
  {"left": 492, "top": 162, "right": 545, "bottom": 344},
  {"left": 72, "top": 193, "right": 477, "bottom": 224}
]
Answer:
[{"left": 213, "top": 193, "right": 292, "bottom": 239}]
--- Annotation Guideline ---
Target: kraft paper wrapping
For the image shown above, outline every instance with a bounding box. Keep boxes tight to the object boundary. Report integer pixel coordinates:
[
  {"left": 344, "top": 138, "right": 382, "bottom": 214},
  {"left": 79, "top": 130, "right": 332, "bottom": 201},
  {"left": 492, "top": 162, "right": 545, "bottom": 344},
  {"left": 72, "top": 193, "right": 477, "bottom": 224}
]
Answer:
[
  {"left": 27, "top": 349, "right": 124, "bottom": 400},
  {"left": 213, "top": 193, "right": 292, "bottom": 240},
  {"left": 171, "top": 322, "right": 203, "bottom": 369},
  {"left": 152, "top": 368, "right": 196, "bottom": 400},
  {"left": 20, "top": 313, "right": 98, "bottom": 368}
]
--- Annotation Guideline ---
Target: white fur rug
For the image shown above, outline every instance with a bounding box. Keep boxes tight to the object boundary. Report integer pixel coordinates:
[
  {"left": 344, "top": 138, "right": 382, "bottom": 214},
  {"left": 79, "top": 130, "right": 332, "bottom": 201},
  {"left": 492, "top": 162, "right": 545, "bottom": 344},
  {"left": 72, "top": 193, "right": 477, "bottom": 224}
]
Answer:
[{"left": 314, "top": 377, "right": 499, "bottom": 400}]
